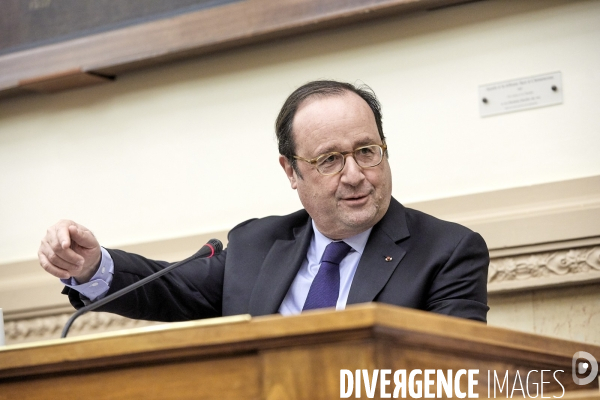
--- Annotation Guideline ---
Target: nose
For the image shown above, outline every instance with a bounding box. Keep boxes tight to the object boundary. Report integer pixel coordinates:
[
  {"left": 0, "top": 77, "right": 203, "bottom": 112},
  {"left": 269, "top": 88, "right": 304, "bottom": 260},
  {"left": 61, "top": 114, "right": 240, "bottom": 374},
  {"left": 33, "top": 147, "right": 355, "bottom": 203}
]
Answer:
[{"left": 340, "top": 154, "right": 365, "bottom": 186}]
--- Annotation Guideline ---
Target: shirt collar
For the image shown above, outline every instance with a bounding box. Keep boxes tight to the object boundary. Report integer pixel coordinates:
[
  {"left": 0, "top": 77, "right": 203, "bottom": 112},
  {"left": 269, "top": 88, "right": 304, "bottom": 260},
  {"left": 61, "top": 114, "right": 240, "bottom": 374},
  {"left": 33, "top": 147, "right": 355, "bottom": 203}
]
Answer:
[{"left": 311, "top": 219, "right": 372, "bottom": 257}]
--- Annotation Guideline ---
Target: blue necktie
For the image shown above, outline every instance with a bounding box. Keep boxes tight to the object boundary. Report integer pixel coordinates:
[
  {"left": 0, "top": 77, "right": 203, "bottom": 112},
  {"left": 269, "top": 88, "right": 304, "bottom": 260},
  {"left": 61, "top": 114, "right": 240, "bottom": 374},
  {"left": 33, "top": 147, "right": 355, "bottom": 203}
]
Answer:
[{"left": 303, "top": 241, "right": 352, "bottom": 311}]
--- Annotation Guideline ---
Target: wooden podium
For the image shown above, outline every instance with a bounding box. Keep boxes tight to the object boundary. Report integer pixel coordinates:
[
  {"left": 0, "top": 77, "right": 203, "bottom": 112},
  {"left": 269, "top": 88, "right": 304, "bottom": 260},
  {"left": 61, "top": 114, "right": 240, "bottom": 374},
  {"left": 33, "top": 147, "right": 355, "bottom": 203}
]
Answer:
[{"left": 1, "top": 304, "right": 599, "bottom": 399}]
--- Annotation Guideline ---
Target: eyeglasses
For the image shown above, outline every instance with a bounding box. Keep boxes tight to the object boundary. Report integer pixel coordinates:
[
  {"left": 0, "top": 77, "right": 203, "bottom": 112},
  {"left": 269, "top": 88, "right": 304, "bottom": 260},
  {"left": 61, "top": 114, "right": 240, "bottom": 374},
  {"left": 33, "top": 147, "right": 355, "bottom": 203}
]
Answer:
[{"left": 293, "top": 144, "right": 387, "bottom": 176}]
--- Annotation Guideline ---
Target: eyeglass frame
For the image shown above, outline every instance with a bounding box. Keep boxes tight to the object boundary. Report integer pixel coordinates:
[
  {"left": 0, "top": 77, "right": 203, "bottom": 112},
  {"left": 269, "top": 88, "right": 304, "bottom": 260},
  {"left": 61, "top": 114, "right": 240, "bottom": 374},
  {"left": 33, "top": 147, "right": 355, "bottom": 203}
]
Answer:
[{"left": 292, "top": 143, "right": 388, "bottom": 176}]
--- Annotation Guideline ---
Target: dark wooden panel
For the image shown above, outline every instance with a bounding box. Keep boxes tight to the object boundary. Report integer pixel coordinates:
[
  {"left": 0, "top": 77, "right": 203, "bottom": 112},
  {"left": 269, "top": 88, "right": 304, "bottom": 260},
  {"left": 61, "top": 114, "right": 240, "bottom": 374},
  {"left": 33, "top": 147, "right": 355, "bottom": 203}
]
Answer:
[
  {"left": 0, "top": 0, "right": 482, "bottom": 98},
  {"left": 0, "top": 0, "right": 241, "bottom": 56}
]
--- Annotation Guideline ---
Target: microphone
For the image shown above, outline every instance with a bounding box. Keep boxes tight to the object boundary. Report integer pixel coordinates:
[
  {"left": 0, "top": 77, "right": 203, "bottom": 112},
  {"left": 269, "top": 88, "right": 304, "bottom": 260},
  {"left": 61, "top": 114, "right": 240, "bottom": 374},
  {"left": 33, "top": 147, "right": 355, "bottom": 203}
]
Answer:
[{"left": 61, "top": 239, "right": 223, "bottom": 338}]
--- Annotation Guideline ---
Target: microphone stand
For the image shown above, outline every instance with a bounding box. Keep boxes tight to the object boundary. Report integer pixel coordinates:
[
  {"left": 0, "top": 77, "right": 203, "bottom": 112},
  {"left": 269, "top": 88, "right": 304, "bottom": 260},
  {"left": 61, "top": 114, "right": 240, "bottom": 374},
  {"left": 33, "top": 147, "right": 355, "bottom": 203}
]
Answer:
[{"left": 61, "top": 240, "right": 222, "bottom": 338}]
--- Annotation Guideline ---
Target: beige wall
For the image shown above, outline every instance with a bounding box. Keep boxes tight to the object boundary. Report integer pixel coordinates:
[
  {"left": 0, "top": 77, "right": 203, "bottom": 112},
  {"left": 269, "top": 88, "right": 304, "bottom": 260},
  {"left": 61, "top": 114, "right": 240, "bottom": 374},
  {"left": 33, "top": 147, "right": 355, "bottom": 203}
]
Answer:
[
  {"left": 489, "top": 283, "right": 600, "bottom": 345},
  {"left": 1, "top": 0, "right": 599, "bottom": 263},
  {"left": 1, "top": 0, "right": 599, "bottom": 344}
]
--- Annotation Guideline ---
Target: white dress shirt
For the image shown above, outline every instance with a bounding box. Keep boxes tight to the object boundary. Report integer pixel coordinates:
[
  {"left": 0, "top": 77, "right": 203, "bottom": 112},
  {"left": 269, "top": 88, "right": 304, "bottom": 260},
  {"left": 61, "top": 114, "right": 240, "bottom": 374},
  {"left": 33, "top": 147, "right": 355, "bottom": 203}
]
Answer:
[{"left": 278, "top": 221, "right": 371, "bottom": 315}]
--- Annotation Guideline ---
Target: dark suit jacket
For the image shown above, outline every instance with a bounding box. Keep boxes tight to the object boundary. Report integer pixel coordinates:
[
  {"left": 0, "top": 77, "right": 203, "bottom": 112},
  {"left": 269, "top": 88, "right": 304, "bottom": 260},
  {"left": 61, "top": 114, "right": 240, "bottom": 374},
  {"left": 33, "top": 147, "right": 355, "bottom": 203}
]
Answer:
[{"left": 65, "top": 197, "right": 489, "bottom": 322}]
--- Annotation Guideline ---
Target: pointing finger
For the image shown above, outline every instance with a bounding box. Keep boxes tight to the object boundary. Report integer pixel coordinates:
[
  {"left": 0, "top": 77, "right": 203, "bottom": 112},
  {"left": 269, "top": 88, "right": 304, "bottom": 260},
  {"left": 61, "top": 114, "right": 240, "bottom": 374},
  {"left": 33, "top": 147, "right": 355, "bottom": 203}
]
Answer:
[{"left": 55, "top": 223, "right": 72, "bottom": 250}]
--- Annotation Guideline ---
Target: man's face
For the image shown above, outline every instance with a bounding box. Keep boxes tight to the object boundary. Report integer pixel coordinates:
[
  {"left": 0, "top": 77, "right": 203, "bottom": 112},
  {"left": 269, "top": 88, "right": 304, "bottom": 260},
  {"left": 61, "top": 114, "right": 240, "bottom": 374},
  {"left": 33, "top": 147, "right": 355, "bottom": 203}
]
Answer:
[{"left": 279, "top": 91, "right": 392, "bottom": 240}]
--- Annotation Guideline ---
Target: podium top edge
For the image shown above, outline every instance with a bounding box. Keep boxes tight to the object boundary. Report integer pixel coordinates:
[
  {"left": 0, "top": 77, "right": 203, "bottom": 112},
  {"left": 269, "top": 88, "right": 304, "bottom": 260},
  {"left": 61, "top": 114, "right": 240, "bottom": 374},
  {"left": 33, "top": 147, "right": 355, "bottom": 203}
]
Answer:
[{"left": 0, "top": 303, "right": 598, "bottom": 377}]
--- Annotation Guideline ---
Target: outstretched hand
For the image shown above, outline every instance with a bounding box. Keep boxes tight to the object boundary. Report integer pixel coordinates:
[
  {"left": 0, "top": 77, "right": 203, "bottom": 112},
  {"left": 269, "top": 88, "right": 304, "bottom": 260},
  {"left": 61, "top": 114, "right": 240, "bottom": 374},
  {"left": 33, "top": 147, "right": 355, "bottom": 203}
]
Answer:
[{"left": 38, "top": 220, "right": 101, "bottom": 283}]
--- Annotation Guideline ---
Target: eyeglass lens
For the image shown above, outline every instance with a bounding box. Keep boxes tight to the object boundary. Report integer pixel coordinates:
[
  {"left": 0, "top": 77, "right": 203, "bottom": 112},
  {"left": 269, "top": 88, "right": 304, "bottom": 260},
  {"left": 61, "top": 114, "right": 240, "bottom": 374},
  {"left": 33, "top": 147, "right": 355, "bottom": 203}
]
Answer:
[{"left": 316, "top": 145, "right": 382, "bottom": 175}]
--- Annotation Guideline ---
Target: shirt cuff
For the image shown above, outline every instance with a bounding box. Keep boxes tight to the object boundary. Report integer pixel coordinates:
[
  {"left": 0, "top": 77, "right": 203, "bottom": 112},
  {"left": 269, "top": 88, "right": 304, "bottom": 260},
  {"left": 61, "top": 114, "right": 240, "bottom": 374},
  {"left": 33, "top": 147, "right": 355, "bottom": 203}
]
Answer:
[{"left": 60, "top": 247, "right": 114, "bottom": 303}]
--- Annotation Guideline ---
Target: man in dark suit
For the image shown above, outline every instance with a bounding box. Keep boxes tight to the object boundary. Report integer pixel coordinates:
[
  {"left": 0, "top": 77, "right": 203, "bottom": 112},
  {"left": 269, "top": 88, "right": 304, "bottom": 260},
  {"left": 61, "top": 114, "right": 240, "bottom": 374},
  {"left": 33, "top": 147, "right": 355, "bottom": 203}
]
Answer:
[{"left": 38, "top": 80, "right": 489, "bottom": 322}]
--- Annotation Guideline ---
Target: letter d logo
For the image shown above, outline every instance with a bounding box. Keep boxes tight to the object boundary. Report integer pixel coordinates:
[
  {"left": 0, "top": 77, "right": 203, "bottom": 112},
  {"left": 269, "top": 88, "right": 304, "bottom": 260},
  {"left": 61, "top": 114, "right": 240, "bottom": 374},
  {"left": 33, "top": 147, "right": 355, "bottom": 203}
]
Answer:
[{"left": 572, "top": 351, "right": 598, "bottom": 385}]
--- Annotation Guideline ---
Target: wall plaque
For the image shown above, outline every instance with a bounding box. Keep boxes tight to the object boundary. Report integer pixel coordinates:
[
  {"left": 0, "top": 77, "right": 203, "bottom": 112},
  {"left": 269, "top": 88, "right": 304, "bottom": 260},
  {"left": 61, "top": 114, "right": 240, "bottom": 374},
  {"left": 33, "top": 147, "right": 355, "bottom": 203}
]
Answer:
[{"left": 479, "top": 72, "right": 563, "bottom": 117}]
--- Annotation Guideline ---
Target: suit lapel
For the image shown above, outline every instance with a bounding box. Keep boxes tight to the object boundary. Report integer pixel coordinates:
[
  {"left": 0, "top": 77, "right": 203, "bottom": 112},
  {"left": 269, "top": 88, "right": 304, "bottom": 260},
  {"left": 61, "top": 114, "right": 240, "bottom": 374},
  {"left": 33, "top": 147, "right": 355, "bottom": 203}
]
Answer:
[
  {"left": 347, "top": 198, "right": 410, "bottom": 305},
  {"left": 248, "top": 218, "right": 313, "bottom": 315}
]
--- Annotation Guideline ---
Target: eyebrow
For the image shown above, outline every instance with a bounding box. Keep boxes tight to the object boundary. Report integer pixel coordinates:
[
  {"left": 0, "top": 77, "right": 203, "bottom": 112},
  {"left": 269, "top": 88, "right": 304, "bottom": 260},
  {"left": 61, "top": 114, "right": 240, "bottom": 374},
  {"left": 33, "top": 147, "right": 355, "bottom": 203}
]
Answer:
[{"left": 315, "top": 138, "right": 380, "bottom": 156}]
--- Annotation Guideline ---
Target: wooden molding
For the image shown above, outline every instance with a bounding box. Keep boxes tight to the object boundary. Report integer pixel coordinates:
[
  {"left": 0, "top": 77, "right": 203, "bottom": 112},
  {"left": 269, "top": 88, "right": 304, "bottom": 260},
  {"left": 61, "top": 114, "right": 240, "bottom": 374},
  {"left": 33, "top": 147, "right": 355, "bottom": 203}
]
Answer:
[
  {"left": 18, "top": 69, "right": 114, "bottom": 93},
  {"left": 3, "top": 304, "right": 599, "bottom": 372},
  {"left": 0, "top": 0, "right": 478, "bottom": 97}
]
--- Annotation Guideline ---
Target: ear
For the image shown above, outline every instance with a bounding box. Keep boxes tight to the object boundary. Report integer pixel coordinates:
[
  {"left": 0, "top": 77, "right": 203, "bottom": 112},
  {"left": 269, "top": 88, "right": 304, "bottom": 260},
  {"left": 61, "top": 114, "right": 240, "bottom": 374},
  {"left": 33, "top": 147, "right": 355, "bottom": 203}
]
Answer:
[{"left": 279, "top": 155, "right": 298, "bottom": 189}]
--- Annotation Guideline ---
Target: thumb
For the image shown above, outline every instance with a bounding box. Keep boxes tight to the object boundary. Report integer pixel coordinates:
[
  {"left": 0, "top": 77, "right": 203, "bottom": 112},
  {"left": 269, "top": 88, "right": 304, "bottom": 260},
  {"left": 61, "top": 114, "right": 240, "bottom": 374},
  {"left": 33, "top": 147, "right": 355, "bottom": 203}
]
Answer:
[{"left": 68, "top": 224, "right": 99, "bottom": 249}]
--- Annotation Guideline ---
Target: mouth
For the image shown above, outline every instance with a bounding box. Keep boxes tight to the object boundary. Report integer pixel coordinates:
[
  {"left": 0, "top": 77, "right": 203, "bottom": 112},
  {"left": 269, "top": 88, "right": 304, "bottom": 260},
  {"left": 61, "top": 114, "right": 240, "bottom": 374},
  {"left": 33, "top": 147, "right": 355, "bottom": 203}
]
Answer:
[{"left": 340, "top": 193, "right": 370, "bottom": 206}]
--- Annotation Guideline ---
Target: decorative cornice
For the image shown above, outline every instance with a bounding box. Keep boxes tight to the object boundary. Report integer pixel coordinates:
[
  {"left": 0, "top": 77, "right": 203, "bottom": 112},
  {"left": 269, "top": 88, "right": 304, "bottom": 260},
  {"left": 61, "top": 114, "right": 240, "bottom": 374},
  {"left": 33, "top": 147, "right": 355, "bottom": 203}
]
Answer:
[
  {"left": 488, "top": 245, "right": 600, "bottom": 293},
  {"left": 4, "top": 311, "right": 158, "bottom": 345}
]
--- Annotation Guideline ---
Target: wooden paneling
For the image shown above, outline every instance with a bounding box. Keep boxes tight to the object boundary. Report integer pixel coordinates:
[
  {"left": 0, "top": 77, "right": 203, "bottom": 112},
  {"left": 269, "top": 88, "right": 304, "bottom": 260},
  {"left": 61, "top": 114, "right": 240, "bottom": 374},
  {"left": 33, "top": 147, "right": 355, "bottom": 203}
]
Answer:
[
  {"left": 0, "top": 0, "right": 479, "bottom": 98},
  {"left": 0, "top": 355, "right": 260, "bottom": 400},
  {"left": 262, "top": 340, "right": 377, "bottom": 399}
]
